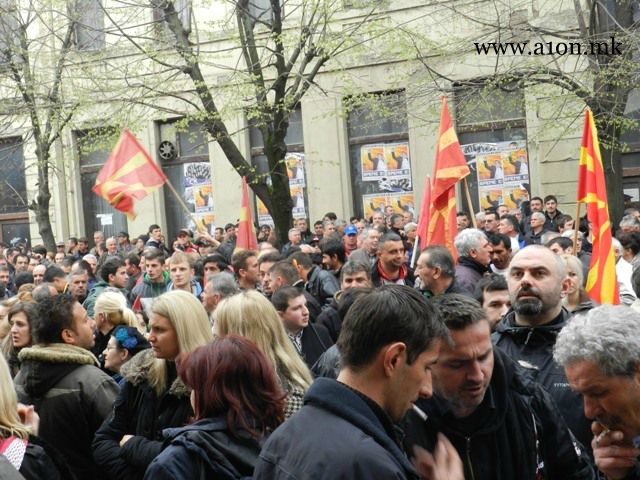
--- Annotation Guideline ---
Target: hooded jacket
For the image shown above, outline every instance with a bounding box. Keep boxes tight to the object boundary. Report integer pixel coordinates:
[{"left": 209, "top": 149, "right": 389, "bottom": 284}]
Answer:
[
  {"left": 454, "top": 256, "right": 489, "bottom": 293},
  {"left": 403, "top": 348, "right": 595, "bottom": 480},
  {"left": 253, "top": 378, "right": 419, "bottom": 480},
  {"left": 493, "top": 308, "right": 593, "bottom": 458},
  {"left": 92, "top": 349, "right": 193, "bottom": 480},
  {"left": 83, "top": 280, "right": 129, "bottom": 319},
  {"left": 129, "top": 271, "right": 170, "bottom": 306},
  {"left": 14, "top": 344, "right": 119, "bottom": 480},
  {"left": 143, "top": 417, "right": 264, "bottom": 480}
]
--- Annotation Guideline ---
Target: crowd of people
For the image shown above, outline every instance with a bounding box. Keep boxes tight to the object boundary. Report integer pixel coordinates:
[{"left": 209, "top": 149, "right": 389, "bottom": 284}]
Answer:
[{"left": 1, "top": 193, "right": 640, "bottom": 479}]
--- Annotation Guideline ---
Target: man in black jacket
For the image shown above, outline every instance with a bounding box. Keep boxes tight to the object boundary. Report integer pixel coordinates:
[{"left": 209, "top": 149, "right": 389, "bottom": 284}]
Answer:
[
  {"left": 254, "top": 285, "right": 458, "bottom": 480},
  {"left": 272, "top": 286, "right": 333, "bottom": 369},
  {"left": 493, "top": 245, "right": 594, "bottom": 457},
  {"left": 14, "top": 295, "right": 118, "bottom": 480},
  {"left": 404, "top": 294, "right": 595, "bottom": 480},
  {"left": 415, "top": 245, "right": 471, "bottom": 297}
]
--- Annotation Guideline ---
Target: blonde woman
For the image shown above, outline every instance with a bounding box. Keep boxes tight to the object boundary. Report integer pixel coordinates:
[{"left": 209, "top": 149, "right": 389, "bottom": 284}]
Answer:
[
  {"left": 93, "top": 290, "right": 213, "bottom": 479},
  {"left": 91, "top": 290, "right": 138, "bottom": 363},
  {"left": 214, "top": 290, "right": 313, "bottom": 417},
  {"left": 0, "top": 354, "right": 69, "bottom": 479},
  {"left": 560, "top": 254, "right": 596, "bottom": 314}
]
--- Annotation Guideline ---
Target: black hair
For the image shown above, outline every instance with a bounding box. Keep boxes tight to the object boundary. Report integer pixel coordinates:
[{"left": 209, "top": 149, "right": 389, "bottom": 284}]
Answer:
[
  {"left": 203, "top": 253, "right": 230, "bottom": 271},
  {"left": 337, "top": 285, "right": 448, "bottom": 369},
  {"left": 473, "top": 273, "right": 508, "bottom": 305},
  {"left": 100, "top": 257, "right": 125, "bottom": 283},
  {"left": 43, "top": 265, "right": 66, "bottom": 282},
  {"left": 271, "top": 285, "right": 305, "bottom": 312},
  {"left": 319, "top": 238, "right": 346, "bottom": 264},
  {"left": 546, "top": 236, "right": 573, "bottom": 251},
  {"left": 14, "top": 272, "right": 34, "bottom": 291},
  {"left": 488, "top": 233, "right": 511, "bottom": 250},
  {"left": 33, "top": 294, "right": 77, "bottom": 344},
  {"left": 287, "top": 251, "right": 313, "bottom": 269}
]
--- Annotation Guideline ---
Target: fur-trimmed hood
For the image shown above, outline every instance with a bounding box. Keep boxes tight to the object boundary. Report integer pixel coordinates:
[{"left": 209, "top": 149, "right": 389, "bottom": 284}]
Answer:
[
  {"left": 17, "top": 343, "right": 100, "bottom": 399},
  {"left": 119, "top": 348, "right": 190, "bottom": 398},
  {"left": 19, "top": 343, "right": 99, "bottom": 366}
]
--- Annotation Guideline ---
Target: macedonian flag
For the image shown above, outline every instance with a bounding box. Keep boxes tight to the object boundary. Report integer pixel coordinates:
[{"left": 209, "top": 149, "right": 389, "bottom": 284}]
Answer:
[
  {"left": 93, "top": 129, "right": 167, "bottom": 219},
  {"left": 426, "top": 97, "right": 471, "bottom": 257},
  {"left": 235, "top": 177, "right": 258, "bottom": 252},
  {"left": 577, "top": 109, "right": 619, "bottom": 304}
]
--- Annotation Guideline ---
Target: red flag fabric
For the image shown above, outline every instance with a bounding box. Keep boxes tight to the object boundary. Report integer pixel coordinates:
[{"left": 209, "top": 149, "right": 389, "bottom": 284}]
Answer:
[
  {"left": 235, "top": 177, "right": 258, "bottom": 251},
  {"left": 577, "top": 109, "right": 619, "bottom": 304},
  {"left": 426, "top": 97, "right": 471, "bottom": 256},
  {"left": 415, "top": 175, "right": 432, "bottom": 251},
  {"left": 93, "top": 129, "right": 167, "bottom": 219}
]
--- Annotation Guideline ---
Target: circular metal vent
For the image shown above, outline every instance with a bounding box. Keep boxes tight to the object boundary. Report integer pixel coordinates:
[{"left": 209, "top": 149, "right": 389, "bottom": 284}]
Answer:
[{"left": 158, "top": 140, "right": 177, "bottom": 161}]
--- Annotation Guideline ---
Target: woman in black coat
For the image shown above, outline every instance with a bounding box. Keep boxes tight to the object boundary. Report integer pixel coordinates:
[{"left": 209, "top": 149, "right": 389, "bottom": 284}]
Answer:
[
  {"left": 144, "top": 335, "right": 285, "bottom": 479},
  {"left": 92, "top": 291, "right": 213, "bottom": 479}
]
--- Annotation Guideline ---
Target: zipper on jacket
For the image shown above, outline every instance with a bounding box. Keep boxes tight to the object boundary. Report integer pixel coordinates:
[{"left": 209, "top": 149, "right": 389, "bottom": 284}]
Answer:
[
  {"left": 523, "top": 328, "right": 534, "bottom": 347},
  {"left": 465, "top": 436, "right": 476, "bottom": 480}
]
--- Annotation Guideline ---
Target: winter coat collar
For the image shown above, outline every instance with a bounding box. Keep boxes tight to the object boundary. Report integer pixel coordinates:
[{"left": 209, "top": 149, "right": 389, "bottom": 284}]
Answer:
[
  {"left": 305, "top": 378, "right": 418, "bottom": 477},
  {"left": 457, "top": 255, "right": 490, "bottom": 275},
  {"left": 19, "top": 343, "right": 99, "bottom": 366},
  {"left": 18, "top": 344, "right": 100, "bottom": 399},
  {"left": 120, "top": 348, "right": 189, "bottom": 398}
]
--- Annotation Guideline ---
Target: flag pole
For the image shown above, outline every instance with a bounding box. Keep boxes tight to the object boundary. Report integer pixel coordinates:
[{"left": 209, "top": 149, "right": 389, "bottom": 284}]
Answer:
[
  {"left": 573, "top": 201, "right": 582, "bottom": 256},
  {"left": 163, "top": 177, "right": 205, "bottom": 233},
  {"left": 410, "top": 237, "right": 420, "bottom": 269},
  {"left": 463, "top": 178, "right": 477, "bottom": 228}
]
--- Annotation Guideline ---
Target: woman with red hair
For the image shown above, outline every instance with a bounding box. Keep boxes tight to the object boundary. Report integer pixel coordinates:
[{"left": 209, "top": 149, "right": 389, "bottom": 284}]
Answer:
[{"left": 143, "top": 335, "right": 285, "bottom": 479}]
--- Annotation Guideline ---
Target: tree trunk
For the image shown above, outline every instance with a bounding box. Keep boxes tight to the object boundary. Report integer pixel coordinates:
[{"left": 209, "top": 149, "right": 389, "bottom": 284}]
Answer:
[
  {"left": 600, "top": 139, "right": 624, "bottom": 229},
  {"left": 31, "top": 150, "right": 56, "bottom": 252}
]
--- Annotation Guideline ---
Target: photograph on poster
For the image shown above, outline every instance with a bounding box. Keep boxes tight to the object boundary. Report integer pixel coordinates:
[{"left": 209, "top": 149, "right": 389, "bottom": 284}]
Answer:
[
  {"left": 363, "top": 192, "right": 415, "bottom": 219},
  {"left": 286, "top": 153, "right": 305, "bottom": 187},
  {"left": 193, "top": 184, "right": 213, "bottom": 210}
]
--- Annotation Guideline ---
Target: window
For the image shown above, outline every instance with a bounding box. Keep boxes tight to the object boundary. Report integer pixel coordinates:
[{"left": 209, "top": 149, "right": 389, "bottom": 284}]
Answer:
[
  {"left": 247, "top": 0, "right": 272, "bottom": 23},
  {"left": 74, "top": 0, "right": 105, "bottom": 50},
  {"left": 152, "top": 0, "right": 192, "bottom": 39},
  {"left": 248, "top": 107, "right": 307, "bottom": 225},
  {"left": 346, "top": 91, "right": 413, "bottom": 220},
  {"left": 0, "top": 0, "right": 19, "bottom": 63},
  {"left": 75, "top": 128, "right": 128, "bottom": 241},
  {"left": 158, "top": 119, "right": 212, "bottom": 239},
  {"left": 0, "top": 137, "right": 30, "bottom": 246},
  {"left": 455, "top": 82, "right": 529, "bottom": 214}
]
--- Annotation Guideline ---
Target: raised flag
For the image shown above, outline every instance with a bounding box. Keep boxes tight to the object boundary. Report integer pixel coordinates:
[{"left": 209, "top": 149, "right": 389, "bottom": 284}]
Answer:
[
  {"left": 235, "top": 177, "right": 258, "bottom": 251},
  {"left": 93, "top": 129, "right": 167, "bottom": 219},
  {"left": 577, "top": 109, "right": 619, "bottom": 304},
  {"left": 411, "top": 175, "right": 431, "bottom": 267},
  {"left": 426, "top": 97, "right": 471, "bottom": 256}
]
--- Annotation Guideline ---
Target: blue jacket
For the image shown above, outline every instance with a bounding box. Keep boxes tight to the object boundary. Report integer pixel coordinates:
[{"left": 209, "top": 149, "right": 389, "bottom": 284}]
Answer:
[
  {"left": 144, "top": 417, "right": 262, "bottom": 480},
  {"left": 253, "top": 378, "right": 419, "bottom": 480}
]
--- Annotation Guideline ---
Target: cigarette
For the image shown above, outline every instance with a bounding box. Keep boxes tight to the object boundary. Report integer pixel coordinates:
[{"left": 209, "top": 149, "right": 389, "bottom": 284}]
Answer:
[
  {"left": 595, "top": 427, "right": 610, "bottom": 445},
  {"left": 412, "top": 403, "right": 428, "bottom": 422}
]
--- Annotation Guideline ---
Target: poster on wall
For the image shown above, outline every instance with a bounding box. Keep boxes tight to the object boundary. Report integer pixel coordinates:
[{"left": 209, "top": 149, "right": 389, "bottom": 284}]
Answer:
[
  {"left": 461, "top": 140, "right": 530, "bottom": 214},
  {"left": 257, "top": 153, "right": 309, "bottom": 226},
  {"left": 362, "top": 192, "right": 415, "bottom": 220},
  {"left": 360, "top": 143, "right": 411, "bottom": 181},
  {"left": 183, "top": 162, "right": 215, "bottom": 233}
]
